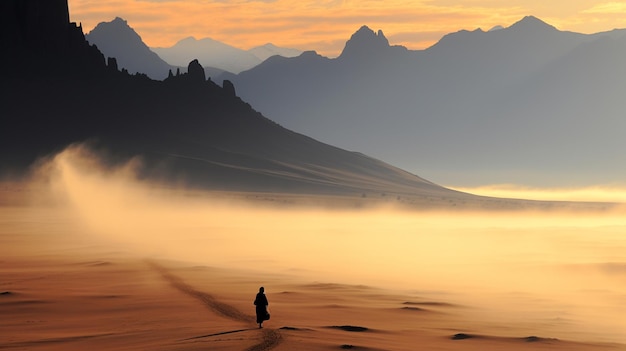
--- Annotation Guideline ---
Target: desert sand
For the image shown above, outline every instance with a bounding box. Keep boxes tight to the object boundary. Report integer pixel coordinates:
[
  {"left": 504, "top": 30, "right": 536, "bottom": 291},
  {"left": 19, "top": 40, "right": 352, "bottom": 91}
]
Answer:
[{"left": 2, "top": 194, "right": 625, "bottom": 351}]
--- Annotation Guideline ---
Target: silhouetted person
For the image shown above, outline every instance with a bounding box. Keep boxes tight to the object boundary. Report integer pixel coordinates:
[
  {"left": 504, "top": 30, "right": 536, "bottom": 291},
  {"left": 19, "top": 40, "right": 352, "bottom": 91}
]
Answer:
[{"left": 254, "top": 286, "right": 269, "bottom": 328}]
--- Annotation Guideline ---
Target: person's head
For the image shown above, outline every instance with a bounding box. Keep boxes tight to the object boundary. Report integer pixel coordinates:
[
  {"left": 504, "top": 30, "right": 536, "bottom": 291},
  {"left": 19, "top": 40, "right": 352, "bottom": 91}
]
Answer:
[{"left": 259, "top": 286, "right": 265, "bottom": 293}]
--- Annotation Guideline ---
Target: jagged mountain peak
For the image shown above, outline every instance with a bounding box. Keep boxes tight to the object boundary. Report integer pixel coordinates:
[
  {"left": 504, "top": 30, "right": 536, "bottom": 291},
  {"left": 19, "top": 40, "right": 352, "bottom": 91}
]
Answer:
[
  {"left": 339, "top": 25, "right": 390, "bottom": 58},
  {"left": 87, "top": 17, "right": 142, "bottom": 44},
  {"left": 351, "top": 25, "right": 389, "bottom": 43},
  {"left": 85, "top": 16, "right": 172, "bottom": 80},
  {"left": 89, "top": 17, "right": 133, "bottom": 33}
]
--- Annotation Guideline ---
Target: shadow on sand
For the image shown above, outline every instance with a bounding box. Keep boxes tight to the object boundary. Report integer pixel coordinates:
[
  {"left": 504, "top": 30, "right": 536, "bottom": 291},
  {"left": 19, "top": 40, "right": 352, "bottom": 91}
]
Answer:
[{"left": 180, "top": 328, "right": 258, "bottom": 341}]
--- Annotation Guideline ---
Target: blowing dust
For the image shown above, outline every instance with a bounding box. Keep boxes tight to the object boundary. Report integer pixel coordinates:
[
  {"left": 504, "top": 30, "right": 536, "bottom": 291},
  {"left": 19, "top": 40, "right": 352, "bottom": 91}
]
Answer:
[{"left": 5, "top": 145, "right": 626, "bottom": 344}]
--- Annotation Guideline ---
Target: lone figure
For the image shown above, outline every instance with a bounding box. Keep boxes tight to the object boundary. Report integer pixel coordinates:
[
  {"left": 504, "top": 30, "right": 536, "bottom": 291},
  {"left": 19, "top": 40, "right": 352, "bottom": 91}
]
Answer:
[{"left": 254, "top": 286, "right": 269, "bottom": 328}]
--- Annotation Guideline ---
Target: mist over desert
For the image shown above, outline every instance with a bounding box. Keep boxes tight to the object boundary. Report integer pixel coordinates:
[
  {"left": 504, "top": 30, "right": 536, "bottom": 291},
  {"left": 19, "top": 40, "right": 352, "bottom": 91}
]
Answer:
[
  {"left": 2, "top": 147, "right": 625, "bottom": 350},
  {"left": 4, "top": 1, "right": 626, "bottom": 349}
]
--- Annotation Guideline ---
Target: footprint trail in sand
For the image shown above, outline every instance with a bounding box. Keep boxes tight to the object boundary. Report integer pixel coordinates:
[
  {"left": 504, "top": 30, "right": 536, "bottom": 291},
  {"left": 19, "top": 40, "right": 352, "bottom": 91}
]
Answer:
[{"left": 147, "top": 261, "right": 283, "bottom": 351}]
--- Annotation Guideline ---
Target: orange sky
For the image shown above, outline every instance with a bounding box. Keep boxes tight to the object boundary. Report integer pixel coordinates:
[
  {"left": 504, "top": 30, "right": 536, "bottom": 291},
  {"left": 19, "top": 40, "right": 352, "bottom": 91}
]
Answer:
[{"left": 68, "top": 0, "right": 626, "bottom": 56}]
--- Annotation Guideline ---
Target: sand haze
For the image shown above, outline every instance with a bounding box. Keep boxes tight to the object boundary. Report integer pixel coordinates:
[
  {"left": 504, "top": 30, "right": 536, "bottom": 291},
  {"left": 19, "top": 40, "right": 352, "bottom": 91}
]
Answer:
[{"left": 2, "top": 145, "right": 626, "bottom": 350}]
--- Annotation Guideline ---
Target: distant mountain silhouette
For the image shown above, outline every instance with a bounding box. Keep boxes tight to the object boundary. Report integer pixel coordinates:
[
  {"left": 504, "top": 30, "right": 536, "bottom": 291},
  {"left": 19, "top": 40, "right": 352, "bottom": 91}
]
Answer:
[
  {"left": 85, "top": 17, "right": 173, "bottom": 80},
  {"left": 152, "top": 37, "right": 262, "bottom": 74},
  {"left": 1, "top": 0, "right": 480, "bottom": 201},
  {"left": 224, "top": 19, "right": 626, "bottom": 186},
  {"left": 248, "top": 43, "right": 302, "bottom": 61},
  {"left": 152, "top": 37, "right": 302, "bottom": 75}
]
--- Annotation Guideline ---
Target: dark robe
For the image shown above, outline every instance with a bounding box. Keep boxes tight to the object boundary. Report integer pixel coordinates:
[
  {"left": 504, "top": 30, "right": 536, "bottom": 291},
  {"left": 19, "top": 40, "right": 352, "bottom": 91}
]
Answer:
[{"left": 254, "top": 292, "right": 269, "bottom": 323}]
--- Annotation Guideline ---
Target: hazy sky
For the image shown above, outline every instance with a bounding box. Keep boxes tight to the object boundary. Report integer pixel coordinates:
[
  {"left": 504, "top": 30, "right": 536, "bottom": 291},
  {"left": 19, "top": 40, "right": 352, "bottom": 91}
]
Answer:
[{"left": 69, "top": 0, "right": 626, "bottom": 56}]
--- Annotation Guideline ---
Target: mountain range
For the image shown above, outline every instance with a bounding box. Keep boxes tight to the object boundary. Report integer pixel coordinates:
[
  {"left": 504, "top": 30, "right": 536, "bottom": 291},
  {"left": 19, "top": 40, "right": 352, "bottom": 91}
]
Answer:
[
  {"left": 220, "top": 17, "right": 626, "bottom": 187},
  {"left": 3, "top": 0, "right": 621, "bottom": 211},
  {"left": 151, "top": 35, "right": 301, "bottom": 75},
  {"left": 2, "top": 0, "right": 495, "bottom": 208},
  {"left": 85, "top": 17, "right": 302, "bottom": 79},
  {"left": 82, "top": 16, "right": 626, "bottom": 187}
]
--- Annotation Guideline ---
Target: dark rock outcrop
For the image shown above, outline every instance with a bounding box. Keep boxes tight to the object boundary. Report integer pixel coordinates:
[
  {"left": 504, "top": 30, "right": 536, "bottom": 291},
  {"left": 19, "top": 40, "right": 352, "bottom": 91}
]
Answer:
[
  {"left": 187, "top": 59, "right": 206, "bottom": 82},
  {"left": 107, "top": 57, "right": 118, "bottom": 71},
  {"left": 222, "top": 80, "right": 236, "bottom": 97}
]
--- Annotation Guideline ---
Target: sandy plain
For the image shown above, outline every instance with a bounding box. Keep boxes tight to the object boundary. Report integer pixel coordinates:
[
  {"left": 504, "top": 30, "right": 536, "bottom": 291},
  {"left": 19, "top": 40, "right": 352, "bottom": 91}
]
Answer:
[{"left": 3, "top": 193, "right": 626, "bottom": 351}]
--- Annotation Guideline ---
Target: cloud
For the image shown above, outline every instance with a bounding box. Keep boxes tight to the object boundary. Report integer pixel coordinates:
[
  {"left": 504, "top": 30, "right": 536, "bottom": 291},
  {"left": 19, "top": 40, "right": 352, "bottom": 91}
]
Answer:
[
  {"left": 451, "top": 184, "right": 626, "bottom": 203},
  {"left": 582, "top": 2, "right": 626, "bottom": 14}
]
